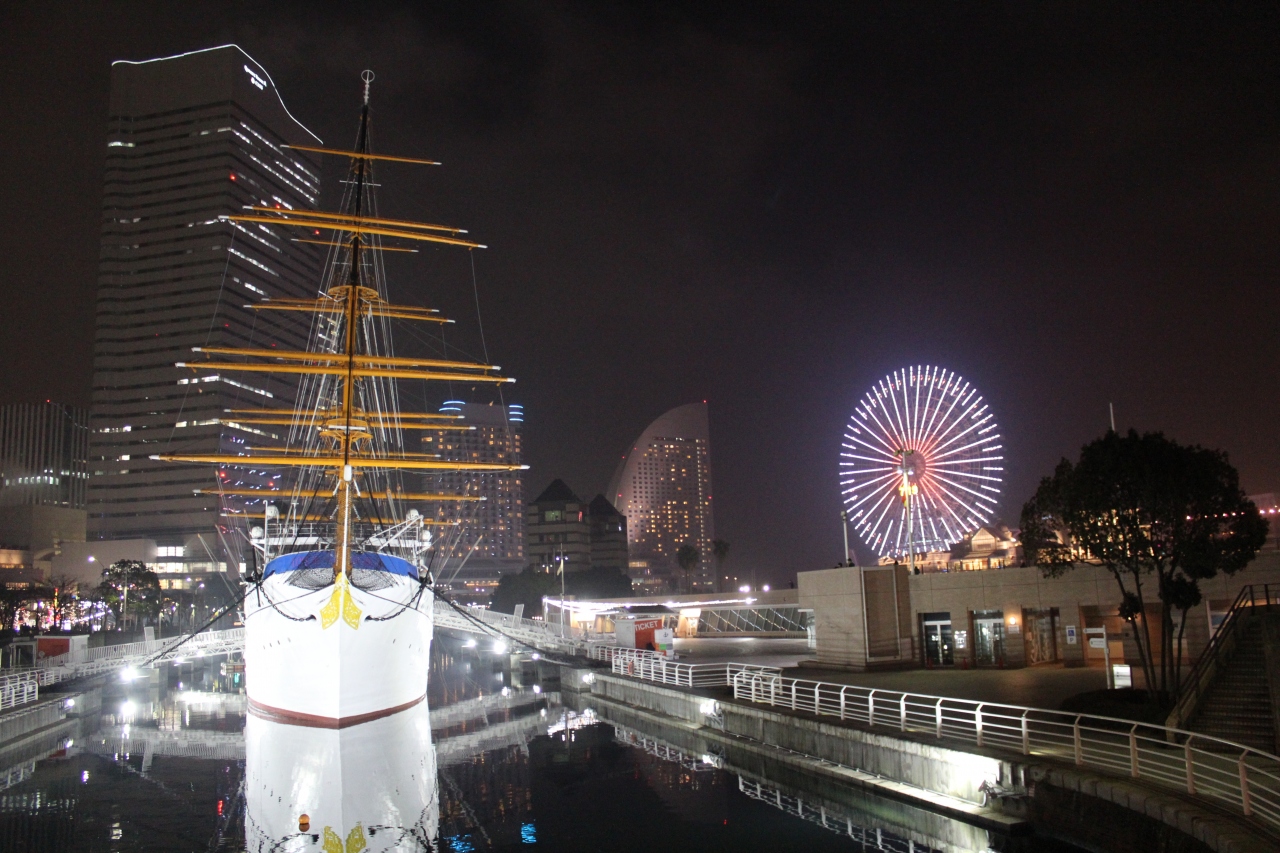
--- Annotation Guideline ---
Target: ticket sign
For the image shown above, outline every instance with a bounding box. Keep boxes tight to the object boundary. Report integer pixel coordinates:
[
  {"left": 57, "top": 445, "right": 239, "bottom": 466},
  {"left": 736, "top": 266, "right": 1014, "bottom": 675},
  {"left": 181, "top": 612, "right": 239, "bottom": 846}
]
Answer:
[{"left": 1089, "top": 637, "right": 1107, "bottom": 649}]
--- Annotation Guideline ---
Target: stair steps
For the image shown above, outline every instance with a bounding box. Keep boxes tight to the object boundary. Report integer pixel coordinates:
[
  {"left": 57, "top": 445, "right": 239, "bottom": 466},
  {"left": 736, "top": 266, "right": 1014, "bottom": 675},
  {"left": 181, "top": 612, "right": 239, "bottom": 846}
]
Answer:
[{"left": 1188, "top": 618, "right": 1278, "bottom": 753}]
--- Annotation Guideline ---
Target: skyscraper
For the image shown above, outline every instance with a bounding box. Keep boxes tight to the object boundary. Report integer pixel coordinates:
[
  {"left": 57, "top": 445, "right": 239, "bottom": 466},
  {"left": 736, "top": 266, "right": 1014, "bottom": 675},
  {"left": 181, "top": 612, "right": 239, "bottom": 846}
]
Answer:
[
  {"left": 608, "top": 402, "right": 715, "bottom": 588},
  {"left": 422, "top": 401, "right": 524, "bottom": 593},
  {"left": 87, "top": 46, "right": 322, "bottom": 564},
  {"left": 0, "top": 404, "right": 89, "bottom": 509}
]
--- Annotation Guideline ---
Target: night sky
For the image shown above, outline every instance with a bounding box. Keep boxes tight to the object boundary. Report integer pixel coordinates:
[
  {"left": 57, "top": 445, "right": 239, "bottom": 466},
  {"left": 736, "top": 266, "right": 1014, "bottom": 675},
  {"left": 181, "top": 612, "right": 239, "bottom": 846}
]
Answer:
[{"left": 1, "top": 4, "right": 1277, "bottom": 581}]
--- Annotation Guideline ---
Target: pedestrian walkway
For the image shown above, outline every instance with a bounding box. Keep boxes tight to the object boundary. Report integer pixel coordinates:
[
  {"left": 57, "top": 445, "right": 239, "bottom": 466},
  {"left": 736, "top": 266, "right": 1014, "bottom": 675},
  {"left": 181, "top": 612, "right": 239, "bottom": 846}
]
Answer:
[{"left": 788, "top": 662, "right": 1107, "bottom": 710}]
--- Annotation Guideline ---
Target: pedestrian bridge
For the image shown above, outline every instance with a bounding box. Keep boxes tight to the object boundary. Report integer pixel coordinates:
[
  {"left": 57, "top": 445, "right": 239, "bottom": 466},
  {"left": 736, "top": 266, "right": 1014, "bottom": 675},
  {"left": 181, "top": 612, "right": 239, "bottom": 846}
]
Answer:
[{"left": 19, "top": 600, "right": 582, "bottom": 688}]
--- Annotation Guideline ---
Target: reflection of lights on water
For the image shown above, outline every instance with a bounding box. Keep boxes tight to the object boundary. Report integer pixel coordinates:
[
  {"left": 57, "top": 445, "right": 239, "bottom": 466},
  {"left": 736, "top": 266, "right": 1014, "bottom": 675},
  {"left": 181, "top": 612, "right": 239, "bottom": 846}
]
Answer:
[
  {"left": 521, "top": 822, "right": 537, "bottom": 843},
  {"left": 445, "top": 835, "right": 475, "bottom": 852},
  {"left": 546, "top": 707, "right": 596, "bottom": 736}
]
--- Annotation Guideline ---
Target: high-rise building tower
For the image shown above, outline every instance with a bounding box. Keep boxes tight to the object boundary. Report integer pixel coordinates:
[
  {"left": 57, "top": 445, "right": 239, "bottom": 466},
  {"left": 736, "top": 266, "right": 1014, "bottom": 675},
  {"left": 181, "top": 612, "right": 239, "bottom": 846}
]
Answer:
[
  {"left": 608, "top": 402, "right": 715, "bottom": 588},
  {"left": 422, "top": 401, "right": 524, "bottom": 590},
  {"left": 87, "top": 46, "right": 323, "bottom": 563},
  {"left": 0, "top": 404, "right": 89, "bottom": 509}
]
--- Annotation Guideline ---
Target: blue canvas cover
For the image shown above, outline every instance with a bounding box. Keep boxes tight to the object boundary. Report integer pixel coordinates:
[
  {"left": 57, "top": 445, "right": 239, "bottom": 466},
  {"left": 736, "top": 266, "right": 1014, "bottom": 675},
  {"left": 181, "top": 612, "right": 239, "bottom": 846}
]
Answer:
[{"left": 262, "top": 550, "right": 418, "bottom": 580}]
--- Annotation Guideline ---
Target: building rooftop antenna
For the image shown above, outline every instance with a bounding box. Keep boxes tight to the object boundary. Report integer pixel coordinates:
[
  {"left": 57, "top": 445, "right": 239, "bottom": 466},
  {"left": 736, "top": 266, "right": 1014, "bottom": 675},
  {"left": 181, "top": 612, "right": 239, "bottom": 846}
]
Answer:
[{"left": 362, "top": 69, "right": 374, "bottom": 105}]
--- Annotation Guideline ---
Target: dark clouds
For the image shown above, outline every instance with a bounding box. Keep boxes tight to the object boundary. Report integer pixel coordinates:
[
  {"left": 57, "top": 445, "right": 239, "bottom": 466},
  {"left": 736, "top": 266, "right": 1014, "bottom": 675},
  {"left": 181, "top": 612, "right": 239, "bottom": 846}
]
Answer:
[{"left": 1, "top": 3, "right": 1277, "bottom": 579}]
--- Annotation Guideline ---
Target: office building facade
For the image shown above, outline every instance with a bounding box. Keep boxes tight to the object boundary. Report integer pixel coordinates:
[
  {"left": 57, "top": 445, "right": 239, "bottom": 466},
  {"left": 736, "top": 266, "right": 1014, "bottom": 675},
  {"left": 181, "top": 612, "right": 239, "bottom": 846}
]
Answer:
[
  {"left": 608, "top": 402, "right": 715, "bottom": 587},
  {"left": 0, "top": 404, "right": 89, "bottom": 509},
  {"left": 524, "top": 479, "right": 591, "bottom": 573},
  {"left": 524, "top": 482, "right": 629, "bottom": 575},
  {"left": 87, "top": 46, "right": 322, "bottom": 564}
]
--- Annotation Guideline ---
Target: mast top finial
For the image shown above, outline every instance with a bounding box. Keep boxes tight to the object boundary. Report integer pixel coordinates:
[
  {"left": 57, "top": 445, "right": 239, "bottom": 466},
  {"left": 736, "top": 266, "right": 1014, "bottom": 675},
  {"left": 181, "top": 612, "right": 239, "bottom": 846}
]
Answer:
[{"left": 361, "top": 70, "right": 375, "bottom": 105}]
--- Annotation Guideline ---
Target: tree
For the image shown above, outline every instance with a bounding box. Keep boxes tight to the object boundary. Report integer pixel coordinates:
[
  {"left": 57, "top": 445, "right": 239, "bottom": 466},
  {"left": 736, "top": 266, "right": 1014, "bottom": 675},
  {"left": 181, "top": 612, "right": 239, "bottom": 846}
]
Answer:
[
  {"left": 712, "top": 539, "right": 731, "bottom": 593},
  {"left": 94, "top": 560, "right": 161, "bottom": 629},
  {"left": 676, "top": 544, "right": 700, "bottom": 594},
  {"left": 489, "top": 567, "right": 559, "bottom": 617},
  {"left": 1021, "top": 430, "right": 1267, "bottom": 700},
  {"left": 567, "top": 567, "right": 633, "bottom": 601}
]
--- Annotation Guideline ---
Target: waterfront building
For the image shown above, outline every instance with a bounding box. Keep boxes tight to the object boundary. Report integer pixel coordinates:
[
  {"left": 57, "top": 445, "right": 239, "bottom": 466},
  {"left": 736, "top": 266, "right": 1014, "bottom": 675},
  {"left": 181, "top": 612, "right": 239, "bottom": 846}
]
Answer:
[
  {"left": 800, "top": 549, "right": 1280, "bottom": 671},
  {"left": 524, "top": 479, "right": 591, "bottom": 573},
  {"left": 423, "top": 402, "right": 524, "bottom": 600},
  {"left": 877, "top": 524, "right": 1022, "bottom": 572},
  {"left": 587, "top": 494, "right": 628, "bottom": 573},
  {"left": 608, "top": 402, "right": 715, "bottom": 588},
  {"left": 524, "top": 483, "right": 630, "bottom": 579},
  {"left": 86, "top": 46, "right": 323, "bottom": 567}
]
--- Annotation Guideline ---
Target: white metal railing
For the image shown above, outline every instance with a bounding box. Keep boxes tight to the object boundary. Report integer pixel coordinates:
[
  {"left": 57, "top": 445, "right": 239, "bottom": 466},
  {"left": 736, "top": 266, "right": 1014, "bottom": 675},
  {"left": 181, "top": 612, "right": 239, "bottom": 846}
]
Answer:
[
  {"left": 732, "top": 671, "right": 1280, "bottom": 836},
  {"left": 611, "top": 654, "right": 781, "bottom": 687},
  {"left": 0, "top": 672, "right": 38, "bottom": 711},
  {"left": 589, "top": 645, "right": 666, "bottom": 665}
]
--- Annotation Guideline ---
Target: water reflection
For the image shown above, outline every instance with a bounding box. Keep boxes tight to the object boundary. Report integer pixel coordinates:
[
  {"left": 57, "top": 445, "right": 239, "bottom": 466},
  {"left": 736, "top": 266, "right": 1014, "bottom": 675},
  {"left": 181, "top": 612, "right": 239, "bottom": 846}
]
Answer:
[
  {"left": 245, "top": 703, "right": 437, "bottom": 851},
  {"left": 0, "top": 636, "right": 1089, "bottom": 851}
]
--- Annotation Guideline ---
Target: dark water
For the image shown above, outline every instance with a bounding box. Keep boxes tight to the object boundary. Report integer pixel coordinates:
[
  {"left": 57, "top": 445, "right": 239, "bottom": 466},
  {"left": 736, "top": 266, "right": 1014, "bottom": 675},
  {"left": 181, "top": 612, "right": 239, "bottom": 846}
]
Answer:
[{"left": 0, "top": 637, "right": 1083, "bottom": 852}]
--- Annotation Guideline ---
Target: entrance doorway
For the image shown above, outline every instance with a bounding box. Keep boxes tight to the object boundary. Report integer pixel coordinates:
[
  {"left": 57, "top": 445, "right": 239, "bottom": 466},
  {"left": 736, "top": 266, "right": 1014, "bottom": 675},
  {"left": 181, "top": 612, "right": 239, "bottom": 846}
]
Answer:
[
  {"left": 1024, "top": 608, "right": 1060, "bottom": 665},
  {"left": 921, "top": 613, "right": 954, "bottom": 667},
  {"left": 973, "top": 613, "right": 1004, "bottom": 667}
]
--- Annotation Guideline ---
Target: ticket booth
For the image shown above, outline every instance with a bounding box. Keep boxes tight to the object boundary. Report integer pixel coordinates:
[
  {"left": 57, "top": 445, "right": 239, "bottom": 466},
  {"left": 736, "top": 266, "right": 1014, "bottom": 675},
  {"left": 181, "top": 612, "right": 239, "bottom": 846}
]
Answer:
[{"left": 613, "top": 606, "right": 675, "bottom": 653}]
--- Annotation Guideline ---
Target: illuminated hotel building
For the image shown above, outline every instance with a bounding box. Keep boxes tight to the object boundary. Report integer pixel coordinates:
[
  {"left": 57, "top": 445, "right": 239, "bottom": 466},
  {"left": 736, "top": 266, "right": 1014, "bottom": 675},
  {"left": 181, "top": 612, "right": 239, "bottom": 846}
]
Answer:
[
  {"left": 86, "top": 46, "right": 322, "bottom": 562},
  {"left": 422, "top": 402, "right": 524, "bottom": 597},
  {"left": 608, "top": 402, "right": 715, "bottom": 587}
]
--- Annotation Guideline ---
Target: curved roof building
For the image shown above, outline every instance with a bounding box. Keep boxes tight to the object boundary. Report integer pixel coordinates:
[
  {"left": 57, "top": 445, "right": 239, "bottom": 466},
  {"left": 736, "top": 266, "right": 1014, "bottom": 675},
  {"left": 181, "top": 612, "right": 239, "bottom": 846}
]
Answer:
[{"left": 608, "top": 403, "right": 714, "bottom": 585}]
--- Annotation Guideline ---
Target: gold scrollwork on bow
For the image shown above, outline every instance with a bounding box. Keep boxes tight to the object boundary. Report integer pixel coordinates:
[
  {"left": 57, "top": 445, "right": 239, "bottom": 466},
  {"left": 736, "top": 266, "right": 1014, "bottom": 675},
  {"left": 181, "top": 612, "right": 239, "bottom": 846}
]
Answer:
[
  {"left": 321, "top": 824, "right": 366, "bottom": 853},
  {"left": 320, "top": 570, "right": 363, "bottom": 630}
]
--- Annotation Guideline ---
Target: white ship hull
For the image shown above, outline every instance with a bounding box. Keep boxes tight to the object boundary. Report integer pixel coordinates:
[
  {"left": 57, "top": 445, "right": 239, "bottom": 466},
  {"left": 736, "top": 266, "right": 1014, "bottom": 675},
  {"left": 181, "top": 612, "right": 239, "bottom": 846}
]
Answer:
[
  {"left": 245, "top": 699, "right": 438, "bottom": 851},
  {"left": 245, "top": 555, "right": 433, "bottom": 727}
]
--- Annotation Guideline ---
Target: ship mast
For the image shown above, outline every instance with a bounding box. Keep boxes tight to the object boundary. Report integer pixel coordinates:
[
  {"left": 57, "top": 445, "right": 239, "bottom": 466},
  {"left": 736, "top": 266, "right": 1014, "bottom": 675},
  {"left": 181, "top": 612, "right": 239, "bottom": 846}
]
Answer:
[
  {"left": 158, "top": 70, "right": 523, "bottom": 577},
  {"left": 336, "top": 71, "right": 375, "bottom": 579}
]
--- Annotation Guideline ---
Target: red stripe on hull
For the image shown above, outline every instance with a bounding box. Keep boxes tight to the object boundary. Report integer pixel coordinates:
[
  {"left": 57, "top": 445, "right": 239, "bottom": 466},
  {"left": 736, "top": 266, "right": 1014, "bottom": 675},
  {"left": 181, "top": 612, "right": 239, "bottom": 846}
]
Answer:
[{"left": 248, "top": 693, "right": 425, "bottom": 729}]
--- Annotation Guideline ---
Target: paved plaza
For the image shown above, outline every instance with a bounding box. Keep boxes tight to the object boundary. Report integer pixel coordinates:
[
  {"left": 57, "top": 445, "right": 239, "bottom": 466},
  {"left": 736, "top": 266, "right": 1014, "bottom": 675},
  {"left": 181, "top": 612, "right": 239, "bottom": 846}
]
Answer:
[{"left": 673, "top": 637, "right": 1108, "bottom": 710}]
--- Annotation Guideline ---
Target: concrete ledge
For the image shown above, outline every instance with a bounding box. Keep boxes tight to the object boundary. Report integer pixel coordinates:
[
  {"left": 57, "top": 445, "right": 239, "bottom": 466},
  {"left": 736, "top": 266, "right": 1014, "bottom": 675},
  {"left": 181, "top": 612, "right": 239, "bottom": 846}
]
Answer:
[{"left": 591, "top": 671, "right": 1279, "bottom": 852}]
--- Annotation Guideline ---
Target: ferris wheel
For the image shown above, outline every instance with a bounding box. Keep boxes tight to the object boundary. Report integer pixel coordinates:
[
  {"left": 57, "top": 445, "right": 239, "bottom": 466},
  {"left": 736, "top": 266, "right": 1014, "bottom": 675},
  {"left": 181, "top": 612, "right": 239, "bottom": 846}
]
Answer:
[{"left": 839, "top": 366, "right": 1003, "bottom": 560}]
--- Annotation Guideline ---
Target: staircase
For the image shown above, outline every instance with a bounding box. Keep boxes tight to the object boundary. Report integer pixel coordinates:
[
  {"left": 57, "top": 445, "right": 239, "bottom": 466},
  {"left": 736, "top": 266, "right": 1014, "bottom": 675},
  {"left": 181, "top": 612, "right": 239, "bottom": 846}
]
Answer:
[{"left": 1188, "top": 616, "right": 1278, "bottom": 753}]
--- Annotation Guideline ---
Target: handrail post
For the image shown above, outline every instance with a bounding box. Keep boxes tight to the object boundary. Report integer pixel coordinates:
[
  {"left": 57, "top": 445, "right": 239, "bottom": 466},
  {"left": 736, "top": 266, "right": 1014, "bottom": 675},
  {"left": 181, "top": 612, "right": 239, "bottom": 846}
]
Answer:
[
  {"left": 814, "top": 683, "right": 820, "bottom": 714},
  {"left": 1021, "top": 710, "right": 1030, "bottom": 755},
  {"left": 868, "top": 690, "right": 876, "bottom": 727},
  {"left": 1239, "top": 754, "right": 1252, "bottom": 816},
  {"left": 900, "top": 694, "right": 907, "bottom": 732},
  {"left": 791, "top": 679, "right": 797, "bottom": 711},
  {"left": 1129, "top": 725, "right": 1140, "bottom": 777},
  {"left": 935, "top": 698, "right": 943, "bottom": 738},
  {"left": 1073, "top": 716, "right": 1082, "bottom": 765},
  {"left": 1184, "top": 737, "right": 1196, "bottom": 795},
  {"left": 840, "top": 686, "right": 847, "bottom": 720},
  {"left": 975, "top": 704, "right": 984, "bottom": 747}
]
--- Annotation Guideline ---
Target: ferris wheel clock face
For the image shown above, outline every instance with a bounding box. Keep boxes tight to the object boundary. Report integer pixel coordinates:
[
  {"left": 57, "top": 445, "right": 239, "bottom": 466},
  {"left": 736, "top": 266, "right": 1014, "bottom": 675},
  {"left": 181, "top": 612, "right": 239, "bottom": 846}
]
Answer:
[{"left": 840, "top": 366, "right": 1002, "bottom": 559}]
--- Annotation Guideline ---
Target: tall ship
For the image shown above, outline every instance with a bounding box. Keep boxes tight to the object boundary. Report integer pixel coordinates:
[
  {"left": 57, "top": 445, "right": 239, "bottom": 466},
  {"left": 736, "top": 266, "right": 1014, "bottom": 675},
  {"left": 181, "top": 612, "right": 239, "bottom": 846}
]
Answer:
[{"left": 161, "top": 71, "right": 522, "bottom": 727}]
